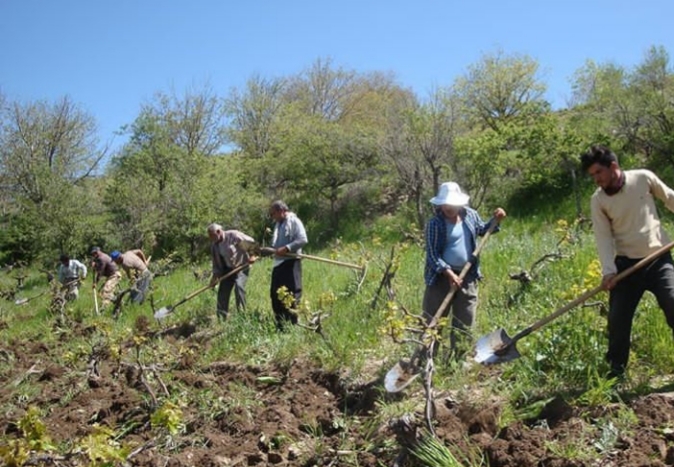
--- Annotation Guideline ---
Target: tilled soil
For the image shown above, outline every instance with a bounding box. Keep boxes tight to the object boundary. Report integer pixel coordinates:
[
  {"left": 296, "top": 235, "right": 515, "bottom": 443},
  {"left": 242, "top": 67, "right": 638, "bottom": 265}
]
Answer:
[{"left": 2, "top": 321, "right": 674, "bottom": 466}]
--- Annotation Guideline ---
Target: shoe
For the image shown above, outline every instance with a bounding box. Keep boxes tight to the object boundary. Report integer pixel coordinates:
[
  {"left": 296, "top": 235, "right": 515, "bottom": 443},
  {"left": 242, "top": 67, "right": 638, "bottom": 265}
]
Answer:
[{"left": 606, "top": 368, "right": 625, "bottom": 381}]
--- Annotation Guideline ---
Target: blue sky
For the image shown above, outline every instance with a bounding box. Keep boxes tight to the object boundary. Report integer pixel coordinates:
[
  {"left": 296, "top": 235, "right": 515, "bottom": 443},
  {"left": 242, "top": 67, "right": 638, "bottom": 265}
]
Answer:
[{"left": 1, "top": 0, "right": 672, "bottom": 152}]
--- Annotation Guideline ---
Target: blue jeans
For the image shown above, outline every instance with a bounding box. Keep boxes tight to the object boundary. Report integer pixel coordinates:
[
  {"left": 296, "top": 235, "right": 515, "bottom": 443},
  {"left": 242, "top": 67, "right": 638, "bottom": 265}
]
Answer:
[{"left": 607, "top": 252, "right": 674, "bottom": 374}]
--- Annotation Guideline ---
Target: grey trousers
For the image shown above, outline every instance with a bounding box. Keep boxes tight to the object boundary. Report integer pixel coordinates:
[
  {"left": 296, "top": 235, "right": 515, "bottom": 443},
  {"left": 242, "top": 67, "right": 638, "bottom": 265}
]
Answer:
[
  {"left": 130, "top": 269, "right": 152, "bottom": 304},
  {"left": 607, "top": 253, "right": 674, "bottom": 374},
  {"left": 217, "top": 267, "right": 250, "bottom": 319},
  {"left": 423, "top": 276, "right": 478, "bottom": 353}
]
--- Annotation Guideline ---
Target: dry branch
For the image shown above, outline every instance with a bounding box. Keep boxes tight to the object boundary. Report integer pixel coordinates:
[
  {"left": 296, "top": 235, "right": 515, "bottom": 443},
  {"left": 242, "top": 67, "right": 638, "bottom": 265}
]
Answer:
[
  {"left": 370, "top": 246, "right": 398, "bottom": 311},
  {"left": 11, "top": 362, "right": 42, "bottom": 387}
]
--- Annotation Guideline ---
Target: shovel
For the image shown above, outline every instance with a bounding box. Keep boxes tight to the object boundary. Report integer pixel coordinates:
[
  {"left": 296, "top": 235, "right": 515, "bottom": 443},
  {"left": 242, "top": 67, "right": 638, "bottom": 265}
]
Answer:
[
  {"left": 276, "top": 250, "right": 365, "bottom": 271},
  {"left": 242, "top": 241, "right": 365, "bottom": 272},
  {"left": 93, "top": 283, "right": 100, "bottom": 315},
  {"left": 14, "top": 278, "right": 82, "bottom": 305},
  {"left": 14, "top": 290, "right": 47, "bottom": 305},
  {"left": 384, "top": 220, "right": 500, "bottom": 392},
  {"left": 154, "top": 263, "right": 248, "bottom": 319},
  {"left": 475, "top": 239, "right": 674, "bottom": 365}
]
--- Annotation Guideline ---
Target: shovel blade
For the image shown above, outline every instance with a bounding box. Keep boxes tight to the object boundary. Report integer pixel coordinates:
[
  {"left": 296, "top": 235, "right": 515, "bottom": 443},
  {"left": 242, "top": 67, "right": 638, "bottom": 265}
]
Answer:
[
  {"left": 384, "top": 360, "right": 420, "bottom": 393},
  {"left": 14, "top": 298, "right": 28, "bottom": 305},
  {"left": 154, "top": 306, "right": 173, "bottom": 320},
  {"left": 474, "top": 328, "right": 521, "bottom": 365}
]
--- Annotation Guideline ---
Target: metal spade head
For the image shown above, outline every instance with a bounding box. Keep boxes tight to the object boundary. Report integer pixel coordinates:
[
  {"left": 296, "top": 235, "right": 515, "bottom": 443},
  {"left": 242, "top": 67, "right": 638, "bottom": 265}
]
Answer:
[
  {"left": 154, "top": 306, "right": 173, "bottom": 320},
  {"left": 384, "top": 360, "right": 420, "bottom": 393},
  {"left": 474, "top": 328, "right": 521, "bottom": 365},
  {"left": 14, "top": 297, "right": 29, "bottom": 305}
]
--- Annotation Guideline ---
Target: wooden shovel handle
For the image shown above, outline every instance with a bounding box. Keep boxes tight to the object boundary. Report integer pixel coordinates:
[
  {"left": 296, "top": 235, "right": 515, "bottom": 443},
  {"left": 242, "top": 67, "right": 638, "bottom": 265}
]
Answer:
[
  {"left": 427, "top": 219, "right": 500, "bottom": 328},
  {"left": 287, "top": 252, "right": 364, "bottom": 270},
  {"left": 512, "top": 239, "right": 674, "bottom": 342},
  {"left": 172, "top": 263, "right": 248, "bottom": 309}
]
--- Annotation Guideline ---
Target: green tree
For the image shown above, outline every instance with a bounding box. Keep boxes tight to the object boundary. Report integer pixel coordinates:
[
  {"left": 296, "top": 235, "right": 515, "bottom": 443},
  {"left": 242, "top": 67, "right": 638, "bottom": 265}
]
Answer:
[
  {"left": 224, "top": 74, "right": 288, "bottom": 194},
  {"left": 627, "top": 46, "right": 674, "bottom": 165},
  {"left": 271, "top": 59, "right": 404, "bottom": 231},
  {"left": 0, "top": 95, "right": 107, "bottom": 262},
  {"left": 569, "top": 46, "right": 674, "bottom": 170},
  {"left": 228, "top": 58, "right": 408, "bottom": 233},
  {"left": 225, "top": 74, "right": 287, "bottom": 159},
  {"left": 106, "top": 86, "right": 232, "bottom": 259},
  {"left": 381, "top": 88, "right": 460, "bottom": 229},
  {"left": 454, "top": 49, "right": 548, "bottom": 132}
]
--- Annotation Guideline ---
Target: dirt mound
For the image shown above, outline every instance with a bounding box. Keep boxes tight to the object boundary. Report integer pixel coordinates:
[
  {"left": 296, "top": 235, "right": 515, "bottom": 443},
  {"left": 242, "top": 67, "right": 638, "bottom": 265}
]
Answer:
[{"left": 2, "top": 333, "right": 674, "bottom": 466}]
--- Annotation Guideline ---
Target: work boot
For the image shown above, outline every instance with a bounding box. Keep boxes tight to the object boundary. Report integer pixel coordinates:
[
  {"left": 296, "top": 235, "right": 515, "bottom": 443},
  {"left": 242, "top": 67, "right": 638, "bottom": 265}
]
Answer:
[{"left": 606, "top": 366, "right": 626, "bottom": 382}]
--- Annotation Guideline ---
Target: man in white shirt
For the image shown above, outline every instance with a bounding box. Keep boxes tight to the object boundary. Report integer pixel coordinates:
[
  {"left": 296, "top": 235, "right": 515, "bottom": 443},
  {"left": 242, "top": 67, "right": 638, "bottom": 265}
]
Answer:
[
  {"left": 269, "top": 200, "right": 308, "bottom": 330},
  {"left": 581, "top": 145, "right": 674, "bottom": 379},
  {"left": 57, "top": 254, "right": 87, "bottom": 301}
]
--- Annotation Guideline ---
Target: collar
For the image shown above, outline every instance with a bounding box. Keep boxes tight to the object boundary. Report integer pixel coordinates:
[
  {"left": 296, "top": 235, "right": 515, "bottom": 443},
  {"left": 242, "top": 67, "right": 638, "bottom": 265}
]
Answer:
[{"left": 603, "top": 171, "right": 626, "bottom": 196}]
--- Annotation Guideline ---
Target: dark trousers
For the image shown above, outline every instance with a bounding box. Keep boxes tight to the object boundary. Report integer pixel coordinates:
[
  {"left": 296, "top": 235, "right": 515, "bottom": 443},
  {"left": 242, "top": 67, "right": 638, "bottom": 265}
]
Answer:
[
  {"left": 607, "top": 252, "right": 674, "bottom": 374},
  {"left": 217, "top": 267, "right": 249, "bottom": 319},
  {"left": 271, "top": 259, "right": 302, "bottom": 329},
  {"left": 422, "top": 275, "right": 478, "bottom": 354}
]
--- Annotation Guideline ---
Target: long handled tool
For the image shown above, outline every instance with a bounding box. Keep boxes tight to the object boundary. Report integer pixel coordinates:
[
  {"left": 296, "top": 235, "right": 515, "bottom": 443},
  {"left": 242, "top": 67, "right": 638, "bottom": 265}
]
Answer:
[
  {"left": 257, "top": 246, "right": 365, "bottom": 272},
  {"left": 282, "top": 251, "right": 365, "bottom": 271},
  {"left": 14, "top": 290, "right": 48, "bottom": 305},
  {"left": 14, "top": 278, "right": 82, "bottom": 305},
  {"left": 93, "top": 282, "right": 100, "bottom": 315},
  {"left": 154, "top": 263, "right": 248, "bottom": 319},
  {"left": 475, "top": 240, "right": 674, "bottom": 365},
  {"left": 384, "top": 220, "right": 500, "bottom": 392}
]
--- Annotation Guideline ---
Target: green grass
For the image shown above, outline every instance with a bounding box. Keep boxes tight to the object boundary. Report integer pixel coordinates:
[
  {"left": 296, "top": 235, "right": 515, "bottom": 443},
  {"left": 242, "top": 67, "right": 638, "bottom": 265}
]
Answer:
[
  {"left": 0, "top": 214, "right": 667, "bottom": 393},
  {"left": 4, "top": 209, "right": 674, "bottom": 464}
]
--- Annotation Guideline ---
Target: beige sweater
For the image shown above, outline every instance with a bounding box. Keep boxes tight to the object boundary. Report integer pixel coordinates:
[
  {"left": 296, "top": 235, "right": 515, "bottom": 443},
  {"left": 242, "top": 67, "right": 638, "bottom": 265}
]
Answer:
[
  {"left": 591, "top": 169, "right": 674, "bottom": 276},
  {"left": 119, "top": 250, "right": 148, "bottom": 278}
]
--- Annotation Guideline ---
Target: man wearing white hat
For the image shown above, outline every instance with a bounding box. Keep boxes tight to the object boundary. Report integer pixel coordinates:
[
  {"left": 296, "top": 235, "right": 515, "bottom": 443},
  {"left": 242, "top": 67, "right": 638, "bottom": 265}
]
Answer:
[{"left": 423, "top": 181, "right": 507, "bottom": 358}]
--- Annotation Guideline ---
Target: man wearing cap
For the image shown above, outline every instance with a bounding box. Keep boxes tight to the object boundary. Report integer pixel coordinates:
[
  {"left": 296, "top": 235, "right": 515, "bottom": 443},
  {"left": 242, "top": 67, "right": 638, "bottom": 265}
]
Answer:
[
  {"left": 111, "top": 249, "right": 151, "bottom": 304},
  {"left": 57, "top": 254, "right": 87, "bottom": 301},
  {"left": 90, "top": 247, "right": 122, "bottom": 310},
  {"left": 423, "top": 182, "right": 506, "bottom": 359},
  {"left": 207, "top": 223, "right": 257, "bottom": 320}
]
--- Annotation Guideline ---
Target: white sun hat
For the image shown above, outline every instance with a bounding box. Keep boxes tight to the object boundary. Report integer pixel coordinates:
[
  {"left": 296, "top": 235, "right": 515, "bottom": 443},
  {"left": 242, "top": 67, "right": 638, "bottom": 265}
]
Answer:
[{"left": 430, "top": 182, "right": 470, "bottom": 206}]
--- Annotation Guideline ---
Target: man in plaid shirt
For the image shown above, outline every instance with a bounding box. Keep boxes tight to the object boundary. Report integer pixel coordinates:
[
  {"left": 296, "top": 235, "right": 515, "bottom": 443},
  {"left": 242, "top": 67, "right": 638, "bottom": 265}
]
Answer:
[{"left": 423, "top": 182, "right": 506, "bottom": 359}]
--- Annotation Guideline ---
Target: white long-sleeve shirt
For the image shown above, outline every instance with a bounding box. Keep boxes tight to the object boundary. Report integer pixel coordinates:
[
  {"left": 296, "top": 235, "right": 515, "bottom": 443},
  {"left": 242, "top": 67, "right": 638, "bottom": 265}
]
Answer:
[
  {"left": 57, "top": 259, "right": 87, "bottom": 283},
  {"left": 271, "top": 212, "right": 308, "bottom": 267},
  {"left": 590, "top": 169, "right": 674, "bottom": 276}
]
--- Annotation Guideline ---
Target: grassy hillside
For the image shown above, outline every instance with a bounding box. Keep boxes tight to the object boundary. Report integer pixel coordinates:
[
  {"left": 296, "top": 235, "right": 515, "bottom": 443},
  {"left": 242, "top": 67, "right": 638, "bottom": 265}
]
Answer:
[{"left": 3, "top": 204, "right": 674, "bottom": 466}]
